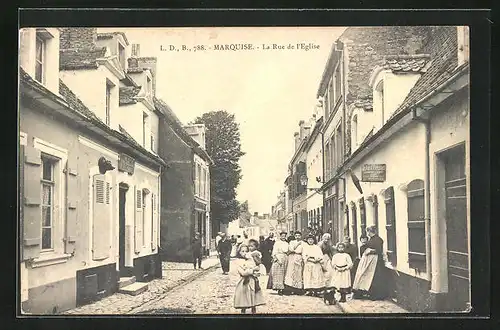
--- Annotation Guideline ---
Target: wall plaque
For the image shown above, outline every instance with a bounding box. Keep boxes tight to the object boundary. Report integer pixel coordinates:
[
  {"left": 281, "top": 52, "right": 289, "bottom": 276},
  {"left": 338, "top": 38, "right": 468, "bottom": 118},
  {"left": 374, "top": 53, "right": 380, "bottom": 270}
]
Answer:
[
  {"left": 118, "top": 153, "right": 135, "bottom": 175},
  {"left": 362, "top": 164, "right": 386, "bottom": 182}
]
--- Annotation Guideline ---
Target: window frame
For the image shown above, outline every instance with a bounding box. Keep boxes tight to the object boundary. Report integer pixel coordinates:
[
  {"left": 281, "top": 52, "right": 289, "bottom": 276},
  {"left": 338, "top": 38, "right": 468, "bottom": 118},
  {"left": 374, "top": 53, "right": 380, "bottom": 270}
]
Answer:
[
  {"left": 40, "top": 154, "right": 56, "bottom": 251},
  {"left": 118, "top": 41, "right": 126, "bottom": 71},
  {"left": 32, "top": 138, "right": 69, "bottom": 264},
  {"left": 142, "top": 112, "right": 149, "bottom": 147},
  {"left": 406, "top": 179, "right": 426, "bottom": 271},
  {"left": 384, "top": 186, "right": 397, "bottom": 266},
  {"left": 376, "top": 80, "right": 385, "bottom": 125},
  {"left": 35, "top": 35, "right": 46, "bottom": 84}
]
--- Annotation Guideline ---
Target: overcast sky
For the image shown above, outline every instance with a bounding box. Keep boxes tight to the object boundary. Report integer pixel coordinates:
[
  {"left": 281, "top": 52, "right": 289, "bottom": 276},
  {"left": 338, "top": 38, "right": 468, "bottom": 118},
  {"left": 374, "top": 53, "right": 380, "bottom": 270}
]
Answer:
[{"left": 102, "top": 27, "right": 346, "bottom": 214}]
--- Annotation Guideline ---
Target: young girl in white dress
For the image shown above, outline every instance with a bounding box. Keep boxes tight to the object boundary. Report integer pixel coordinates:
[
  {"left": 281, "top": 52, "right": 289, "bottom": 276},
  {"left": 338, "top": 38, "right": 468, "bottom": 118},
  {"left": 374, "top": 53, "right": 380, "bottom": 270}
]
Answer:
[
  {"left": 329, "top": 242, "right": 354, "bottom": 303},
  {"left": 233, "top": 240, "right": 265, "bottom": 314}
]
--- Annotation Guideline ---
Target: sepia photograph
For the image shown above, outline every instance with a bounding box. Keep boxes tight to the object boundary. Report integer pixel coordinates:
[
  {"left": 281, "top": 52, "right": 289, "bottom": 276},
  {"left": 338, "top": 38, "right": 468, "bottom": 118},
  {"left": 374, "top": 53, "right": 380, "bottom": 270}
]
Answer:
[{"left": 18, "top": 23, "right": 472, "bottom": 315}]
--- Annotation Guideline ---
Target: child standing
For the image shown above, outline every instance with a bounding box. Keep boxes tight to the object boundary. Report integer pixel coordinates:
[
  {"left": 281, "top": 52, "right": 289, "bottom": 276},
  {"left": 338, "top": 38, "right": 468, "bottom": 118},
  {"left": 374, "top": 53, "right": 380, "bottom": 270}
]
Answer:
[
  {"left": 233, "top": 240, "right": 265, "bottom": 314},
  {"left": 329, "top": 242, "right": 354, "bottom": 303}
]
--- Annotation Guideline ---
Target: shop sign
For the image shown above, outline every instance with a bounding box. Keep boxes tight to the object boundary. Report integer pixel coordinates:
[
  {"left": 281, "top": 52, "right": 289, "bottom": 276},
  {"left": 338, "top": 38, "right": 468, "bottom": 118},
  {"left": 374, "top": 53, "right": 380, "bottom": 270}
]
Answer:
[
  {"left": 118, "top": 153, "right": 135, "bottom": 175},
  {"left": 362, "top": 164, "right": 386, "bottom": 182}
]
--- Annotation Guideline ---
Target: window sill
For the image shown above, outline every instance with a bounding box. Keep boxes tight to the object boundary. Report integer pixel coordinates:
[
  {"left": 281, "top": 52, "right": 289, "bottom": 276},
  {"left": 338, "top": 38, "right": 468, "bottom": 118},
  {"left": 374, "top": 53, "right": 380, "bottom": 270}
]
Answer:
[{"left": 30, "top": 252, "right": 72, "bottom": 268}]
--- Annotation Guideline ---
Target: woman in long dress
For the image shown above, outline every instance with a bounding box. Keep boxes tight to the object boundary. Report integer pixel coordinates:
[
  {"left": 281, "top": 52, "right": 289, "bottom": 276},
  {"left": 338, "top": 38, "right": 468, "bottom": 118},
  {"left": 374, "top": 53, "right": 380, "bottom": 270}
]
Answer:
[
  {"left": 233, "top": 241, "right": 265, "bottom": 314},
  {"left": 352, "top": 225, "right": 389, "bottom": 300},
  {"left": 268, "top": 231, "right": 289, "bottom": 295},
  {"left": 302, "top": 234, "right": 325, "bottom": 297},
  {"left": 284, "top": 231, "right": 304, "bottom": 295},
  {"left": 330, "top": 242, "right": 354, "bottom": 302},
  {"left": 318, "top": 233, "right": 335, "bottom": 289}
]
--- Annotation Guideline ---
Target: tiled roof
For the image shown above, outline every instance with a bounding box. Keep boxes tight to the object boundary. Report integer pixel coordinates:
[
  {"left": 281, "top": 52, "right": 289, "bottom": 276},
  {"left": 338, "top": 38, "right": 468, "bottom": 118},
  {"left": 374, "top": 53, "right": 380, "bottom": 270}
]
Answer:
[
  {"left": 60, "top": 47, "right": 107, "bottom": 70},
  {"left": 353, "top": 97, "right": 373, "bottom": 111},
  {"left": 392, "top": 27, "right": 459, "bottom": 118},
  {"left": 383, "top": 54, "right": 431, "bottom": 73},
  {"left": 119, "top": 86, "right": 141, "bottom": 105},
  {"left": 127, "top": 67, "right": 146, "bottom": 74},
  {"left": 97, "top": 32, "right": 129, "bottom": 45}
]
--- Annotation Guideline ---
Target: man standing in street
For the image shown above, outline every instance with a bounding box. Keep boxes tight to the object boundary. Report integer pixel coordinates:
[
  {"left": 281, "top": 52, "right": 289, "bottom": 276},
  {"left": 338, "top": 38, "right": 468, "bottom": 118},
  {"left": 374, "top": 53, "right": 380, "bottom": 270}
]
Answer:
[
  {"left": 215, "top": 232, "right": 223, "bottom": 248},
  {"left": 217, "top": 233, "right": 232, "bottom": 275},
  {"left": 260, "top": 232, "right": 275, "bottom": 274},
  {"left": 192, "top": 232, "right": 203, "bottom": 270}
]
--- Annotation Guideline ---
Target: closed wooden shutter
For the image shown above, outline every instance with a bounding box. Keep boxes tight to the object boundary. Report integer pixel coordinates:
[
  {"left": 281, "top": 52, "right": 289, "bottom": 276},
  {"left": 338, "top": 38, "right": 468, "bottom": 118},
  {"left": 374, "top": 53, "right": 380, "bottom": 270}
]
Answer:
[
  {"left": 23, "top": 146, "right": 42, "bottom": 260},
  {"left": 134, "top": 187, "right": 143, "bottom": 253},
  {"left": 407, "top": 179, "right": 426, "bottom": 271},
  {"left": 92, "top": 174, "right": 110, "bottom": 261},
  {"left": 384, "top": 187, "right": 397, "bottom": 265},
  {"left": 359, "top": 197, "right": 366, "bottom": 237},
  {"left": 65, "top": 159, "right": 78, "bottom": 254},
  {"left": 350, "top": 203, "right": 358, "bottom": 258},
  {"left": 151, "top": 193, "right": 157, "bottom": 251}
]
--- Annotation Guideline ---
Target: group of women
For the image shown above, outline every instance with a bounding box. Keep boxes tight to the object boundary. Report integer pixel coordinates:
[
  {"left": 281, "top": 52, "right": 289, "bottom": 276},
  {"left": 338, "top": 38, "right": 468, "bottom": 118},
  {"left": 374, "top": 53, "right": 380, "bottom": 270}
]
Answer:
[{"left": 266, "top": 225, "right": 390, "bottom": 304}]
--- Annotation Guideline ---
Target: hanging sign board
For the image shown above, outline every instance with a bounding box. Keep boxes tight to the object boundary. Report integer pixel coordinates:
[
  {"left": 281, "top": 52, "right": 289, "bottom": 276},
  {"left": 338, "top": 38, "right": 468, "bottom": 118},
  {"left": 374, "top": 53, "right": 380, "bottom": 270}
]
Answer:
[
  {"left": 362, "top": 164, "right": 386, "bottom": 182},
  {"left": 118, "top": 153, "right": 135, "bottom": 175}
]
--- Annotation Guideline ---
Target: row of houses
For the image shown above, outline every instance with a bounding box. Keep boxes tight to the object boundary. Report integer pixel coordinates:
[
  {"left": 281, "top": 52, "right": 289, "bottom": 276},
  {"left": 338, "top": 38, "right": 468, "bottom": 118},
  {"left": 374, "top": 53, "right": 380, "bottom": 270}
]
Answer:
[
  {"left": 272, "top": 26, "right": 470, "bottom": 312},
  {"left": 19, "top": 28, "right": 215, "bottom": 314}
]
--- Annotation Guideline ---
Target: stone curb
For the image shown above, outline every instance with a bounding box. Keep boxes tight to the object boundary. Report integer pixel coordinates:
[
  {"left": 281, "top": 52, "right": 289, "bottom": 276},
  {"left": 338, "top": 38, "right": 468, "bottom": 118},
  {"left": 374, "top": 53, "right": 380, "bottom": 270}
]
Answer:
[
  {"left": 129, "top": 261, "right": 220, "bottom": 314},
  {"left": 336, "top": 299, "right": 406, "bottom": 314}
]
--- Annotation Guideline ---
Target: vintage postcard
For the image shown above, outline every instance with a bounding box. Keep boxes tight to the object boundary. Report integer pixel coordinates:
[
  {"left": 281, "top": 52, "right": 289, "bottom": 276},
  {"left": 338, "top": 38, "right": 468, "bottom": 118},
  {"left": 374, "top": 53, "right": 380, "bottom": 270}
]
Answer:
[{"left": 18, "top": 25, "right": 471, "bottom": 315}]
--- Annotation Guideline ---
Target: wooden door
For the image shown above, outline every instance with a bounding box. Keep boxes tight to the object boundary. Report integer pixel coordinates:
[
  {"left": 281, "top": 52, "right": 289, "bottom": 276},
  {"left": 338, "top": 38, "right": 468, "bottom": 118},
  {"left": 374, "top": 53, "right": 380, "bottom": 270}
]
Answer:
[{"left": 444, "top": 144, "right": 469, "bottom": 311}]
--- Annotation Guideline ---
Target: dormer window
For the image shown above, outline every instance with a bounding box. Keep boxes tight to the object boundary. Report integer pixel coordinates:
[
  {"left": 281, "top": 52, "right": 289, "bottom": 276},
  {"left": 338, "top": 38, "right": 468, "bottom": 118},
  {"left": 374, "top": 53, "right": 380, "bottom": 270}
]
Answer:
[
  {"left": 118, "top": 42, "right": 126, "bottom": 70},
  {"left": 35, "top": 35, "right": 46, "bottom": 83},
  {"left": 146, "top": 76, "right": 152, "bottom": 96},
  {"left": 375, "top": 81, "right": 385, "bottom": 125}
]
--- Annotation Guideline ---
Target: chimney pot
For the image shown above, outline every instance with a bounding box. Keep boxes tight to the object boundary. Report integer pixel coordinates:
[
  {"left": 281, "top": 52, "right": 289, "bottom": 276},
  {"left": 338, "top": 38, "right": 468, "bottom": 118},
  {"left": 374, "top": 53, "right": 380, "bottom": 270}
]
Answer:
[{"left": 131, "top": 44, "right": 140, "bottom": 57}]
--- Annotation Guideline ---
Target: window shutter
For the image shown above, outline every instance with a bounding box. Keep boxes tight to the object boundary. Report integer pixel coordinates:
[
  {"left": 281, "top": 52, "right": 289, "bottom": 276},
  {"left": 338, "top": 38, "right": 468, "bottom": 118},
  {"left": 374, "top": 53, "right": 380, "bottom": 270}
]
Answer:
[
  {"left": 23, "top": 145, "right": 42, "bottom": 260},
  {"left": 92, "top": 174, "right": 110, "bottom": 261},
  {"left": 151, "top": 193, "right": 157, "bottom": 251},
  {"left": 407, "top": 179, "right": 426, "bottom": 271},
  {"left": 384, "top": 187, "right": 397, "bottom": 265},
  {"left": 359, "top": 197, "right": 366, "bottom": 237},
  {"left": 65, "top": 159, "right": 78, "bottom": 254},
  {"left": 134, "top": 187, "right": 143, "bottom": 253}
]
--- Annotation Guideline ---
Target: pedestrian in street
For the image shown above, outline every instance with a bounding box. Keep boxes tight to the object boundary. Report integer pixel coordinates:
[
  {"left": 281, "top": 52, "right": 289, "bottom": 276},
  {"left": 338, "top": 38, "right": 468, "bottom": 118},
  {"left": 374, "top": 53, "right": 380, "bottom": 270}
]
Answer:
[
  {"left": 302, "top": 234, "right": 325, "bottom": 297},
  {"left": 260, "top": 232, "right": 275, "bottom": 274},
  {"left": 233, "top": 242, "right": 265, "bottom": 314},
  {"left": 329, "top": 242, "right": 354, "bottom": 303},
  {"left": 217, "top": 233, "right": 232, "bottom": 275},
  {"left": 286, "top": 232, "right": 294, "bottom": 243},
  {"left": 191, "top": 232, "right": 203, "bottom": 270},
  {"left": 318, "top": 233, "right": 335, "bottom": 284},
  {"left": 230, "top": 235, "right": 238, "bottom": 258},
  {"left": 268, "top": 231, "right": 289, "bottom": 295},
  {"left": 215, "top": 232, "right": 223, "bottom": 249},
  {"left": 352, "top": 226, "right": 390, "bottom": 300},
  {"left": 343, "top": 235, "right": 358, "bottom": 291},
  {"left": 284, "top": 231, "right": 305, "bottom": 295}
]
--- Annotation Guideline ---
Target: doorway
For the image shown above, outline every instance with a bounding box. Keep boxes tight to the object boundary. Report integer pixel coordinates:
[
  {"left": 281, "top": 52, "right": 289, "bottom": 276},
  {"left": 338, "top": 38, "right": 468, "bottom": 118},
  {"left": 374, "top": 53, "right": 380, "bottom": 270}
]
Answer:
[
  {"left": 118, "top": 183, "right": 129, "bottom": 276},
  {"left": 443, "top": 144, "right": 469, "bottom": 311}
]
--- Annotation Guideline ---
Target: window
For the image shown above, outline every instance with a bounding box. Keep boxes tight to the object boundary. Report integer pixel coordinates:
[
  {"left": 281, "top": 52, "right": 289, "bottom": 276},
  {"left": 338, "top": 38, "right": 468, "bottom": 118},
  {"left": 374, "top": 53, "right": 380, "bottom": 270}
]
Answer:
[
  {"left": 150, "top": 134, "right": 155, "bottom": 152},
  {"left": 324, "top": 91, "right": 330, "bottom": 120},
  {"left": 334, "top": 64, "right": 342, "bottom": 103},
  {"left": 352, "top": 115, "right": 358, "bottom": 148},
  {"left": 330, "top": 135, "right": 335, "bottom": 174},
  {"left": 407, "top": 179, "right": 426, "bottom": 271},
  {"left": 142, "top": 190, "right": 147, "bottom": 246},
  {"left": 105, "top": 81, "right": 112, "bottom": 126},
  {"left": 335, "top": 123, "right": 343, "bottom": 170},
  {"left": 41, "top": 155, "right": 56, "bottom": 250},
  {"left": 359, "top": 197, "right": 366, "bottom": 237},
  {"left": 376, "top": 81, "right": 385, "bottom": 125},
  {"left": 147, "top": 76, "right": 152, "bottom": 96},
  {"left": 118, "top": 42, "right": 126, "bottom": 70},
  {"left": 384, "top": 187, "right": 397, "bottom": 266},
  {"left": 142, "top": 112, "right": 148, "bottom": 147},
  {"left": 328, "top": 78, "right": 335, "bottom": 114},
  {"left": 35, "top": 36, "right": 45, "bottom": 83},
  {"left": 350, "top": 202, "right": 358, "bottom": 257}
]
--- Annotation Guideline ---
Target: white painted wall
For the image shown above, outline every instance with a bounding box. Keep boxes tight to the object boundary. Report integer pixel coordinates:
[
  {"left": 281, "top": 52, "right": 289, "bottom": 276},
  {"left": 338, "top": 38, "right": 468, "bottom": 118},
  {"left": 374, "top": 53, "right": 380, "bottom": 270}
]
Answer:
[
  {"left": 60, "top": 66, "right": 120, "bottom": 129},
  {"left": 429, "top": 93, "right": 469, "bottom": 293},
  {"left": 346, "top": 121, "right": 428, "bottom": 280},
  {"left": 19, "top": 28, "right": 60, "bottom": 96}
]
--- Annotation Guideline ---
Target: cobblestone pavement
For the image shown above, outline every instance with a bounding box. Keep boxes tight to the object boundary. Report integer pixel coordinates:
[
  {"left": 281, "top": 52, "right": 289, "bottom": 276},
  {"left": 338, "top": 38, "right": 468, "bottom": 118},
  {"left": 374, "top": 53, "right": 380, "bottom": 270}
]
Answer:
[
  {"left": 63, "top": 257, "right": 220, "bottom": 315},
  {"left": 339, "top": 297, "right": 408, "bottom": 313},
  {"left": 133, "top": 259, "right": 344, "bottom": 315}
]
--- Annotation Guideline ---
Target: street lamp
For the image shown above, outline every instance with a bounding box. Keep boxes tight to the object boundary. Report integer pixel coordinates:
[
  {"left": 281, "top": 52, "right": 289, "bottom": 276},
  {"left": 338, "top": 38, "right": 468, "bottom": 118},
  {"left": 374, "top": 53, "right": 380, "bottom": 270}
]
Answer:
[{"left": 300, "top": 175, "right": 323, "bottom": 192}]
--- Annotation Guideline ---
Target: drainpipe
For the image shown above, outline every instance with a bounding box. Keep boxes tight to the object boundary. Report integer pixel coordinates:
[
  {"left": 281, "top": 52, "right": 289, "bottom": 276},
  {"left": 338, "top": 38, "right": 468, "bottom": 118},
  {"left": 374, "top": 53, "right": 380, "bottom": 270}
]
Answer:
[
  {"left": 321, "top": 130, "right": 326, "bottom": 234},
  {"left": 412, "top": 108, "right": 432, "bottom": 283}
]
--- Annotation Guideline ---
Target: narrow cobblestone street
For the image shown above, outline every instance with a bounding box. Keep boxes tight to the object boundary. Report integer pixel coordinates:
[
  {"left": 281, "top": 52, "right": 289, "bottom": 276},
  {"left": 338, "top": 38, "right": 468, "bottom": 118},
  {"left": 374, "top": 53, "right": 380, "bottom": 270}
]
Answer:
[{"left": 133, "top": 258, "right": 344, "bottom": 315}]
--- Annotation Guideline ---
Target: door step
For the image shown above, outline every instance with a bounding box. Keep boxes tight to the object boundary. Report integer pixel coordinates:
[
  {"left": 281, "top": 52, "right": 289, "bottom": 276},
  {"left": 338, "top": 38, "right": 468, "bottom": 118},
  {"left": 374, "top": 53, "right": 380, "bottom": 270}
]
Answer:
[
  {"left": 118, "top": 276, "right": 137, "bottom": 289},
  {"left": 118, "top": 282, "right": 149, "bottom": 296}
]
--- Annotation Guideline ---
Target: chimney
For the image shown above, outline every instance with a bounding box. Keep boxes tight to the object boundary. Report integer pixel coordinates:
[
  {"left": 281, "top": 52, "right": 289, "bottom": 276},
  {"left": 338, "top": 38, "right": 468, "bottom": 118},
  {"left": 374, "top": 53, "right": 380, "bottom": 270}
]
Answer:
[
  {"left": 59, "top": 28, "right": 97, "bottom": 50},
  {"left": 131, "top": 43, "right": 140, "bottom": 57},
  {"left": 299, "top": 120, "right": 306, "bottom": 140},
  {"left": 137, "top": 57, "right": 157, "bottom": 96},
  {"left": 294, "top": 132, "right": 300, "bottom": 151},
  {"left": 310, "top": 114, "right": 317, "bottom": 127}
]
